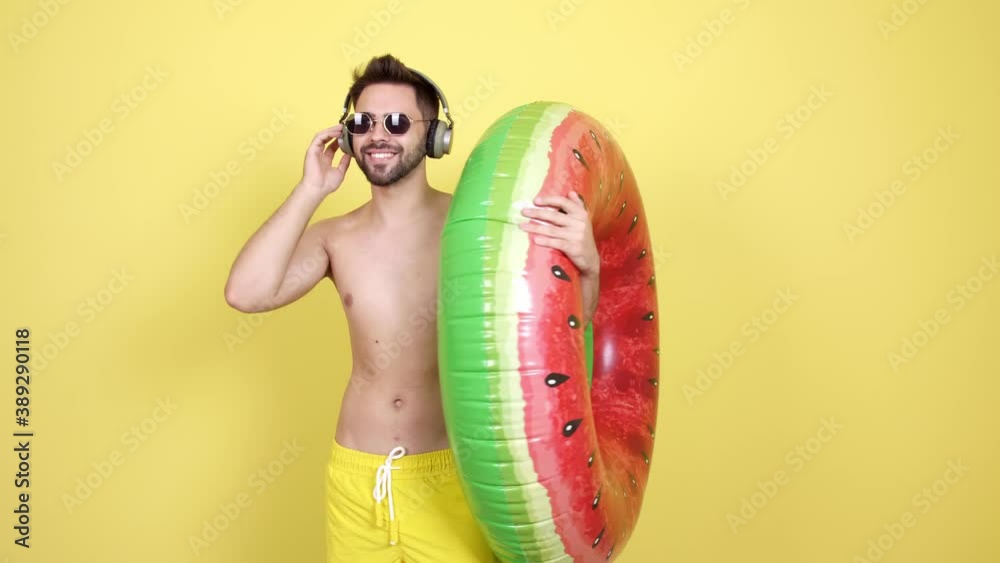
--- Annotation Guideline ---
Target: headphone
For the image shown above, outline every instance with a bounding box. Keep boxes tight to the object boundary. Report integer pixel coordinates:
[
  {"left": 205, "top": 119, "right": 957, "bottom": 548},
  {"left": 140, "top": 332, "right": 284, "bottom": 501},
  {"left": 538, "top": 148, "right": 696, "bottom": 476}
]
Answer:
[{"left": 337, "top": 68, "right": 454, "bottom": 159}]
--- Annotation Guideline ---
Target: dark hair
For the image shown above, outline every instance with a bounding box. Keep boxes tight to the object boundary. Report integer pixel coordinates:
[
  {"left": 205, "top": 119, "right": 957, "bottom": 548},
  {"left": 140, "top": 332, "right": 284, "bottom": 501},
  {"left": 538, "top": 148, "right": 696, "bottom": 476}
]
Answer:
[{"left": 348, "top": 54, "right": 439, "bottom": 120}]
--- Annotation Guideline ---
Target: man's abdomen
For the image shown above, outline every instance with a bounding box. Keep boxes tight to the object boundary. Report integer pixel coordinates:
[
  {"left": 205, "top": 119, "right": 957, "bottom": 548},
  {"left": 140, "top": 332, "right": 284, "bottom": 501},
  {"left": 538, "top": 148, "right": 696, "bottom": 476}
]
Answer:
[{"left": 336, "top": 365, "right": 449, "bottom": 456}]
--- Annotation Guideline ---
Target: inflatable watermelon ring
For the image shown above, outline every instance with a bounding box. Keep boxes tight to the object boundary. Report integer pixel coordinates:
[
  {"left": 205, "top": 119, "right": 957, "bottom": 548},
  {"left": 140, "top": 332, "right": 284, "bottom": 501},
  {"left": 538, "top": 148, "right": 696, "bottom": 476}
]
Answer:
[{"left": 438, "top": 102, "right": 660, "bottom": 562}]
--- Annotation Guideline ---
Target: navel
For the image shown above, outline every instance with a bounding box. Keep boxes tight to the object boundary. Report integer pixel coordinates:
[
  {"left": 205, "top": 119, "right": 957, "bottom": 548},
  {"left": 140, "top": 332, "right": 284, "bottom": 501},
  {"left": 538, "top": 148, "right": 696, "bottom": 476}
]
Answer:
[
  {"left": 393, "top": 398, "right": 404, "bottom": 409},
  {"left": 343, "top": 292, "right": 353, "bottom": 307}
]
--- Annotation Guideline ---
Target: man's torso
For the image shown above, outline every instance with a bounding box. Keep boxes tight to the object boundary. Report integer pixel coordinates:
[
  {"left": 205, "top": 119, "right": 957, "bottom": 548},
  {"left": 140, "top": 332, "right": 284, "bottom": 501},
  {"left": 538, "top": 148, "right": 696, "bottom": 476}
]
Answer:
[{"left": 323, "top": 190, "right": 453, "bottom": 454}]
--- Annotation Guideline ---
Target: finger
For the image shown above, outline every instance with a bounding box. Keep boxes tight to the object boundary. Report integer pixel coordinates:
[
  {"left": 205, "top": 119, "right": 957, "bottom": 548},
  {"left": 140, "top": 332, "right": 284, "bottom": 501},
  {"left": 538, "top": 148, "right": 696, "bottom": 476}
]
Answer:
[
  {"left": 322, "top": 136, "right": 340, "bottom": 155},
  {"left": 566, "top": 191, "right": 589, "bottom": 216},
  {"left": 521, "top": 206, "right": 577, "bottom": 227},
  {"left": 310, "top": 125, "right": 344, "bottom": 149},
  {"left": 519, "top": 221, "right": 562, "bottom": 238},
  {"left": 531, "top": 235, "right": 568, "bottom": 251},
  {"left": 534, "top": 194, "right": 585, "bottom": 218},
  {"left": 335, "top": 152, "right": 351, "bottom": 174},
  {"left": 532, "top": 194, "right": 575, "bottom": 209},
  {"left": 314, "top": 124, "right": 343, "bottom": 137}
]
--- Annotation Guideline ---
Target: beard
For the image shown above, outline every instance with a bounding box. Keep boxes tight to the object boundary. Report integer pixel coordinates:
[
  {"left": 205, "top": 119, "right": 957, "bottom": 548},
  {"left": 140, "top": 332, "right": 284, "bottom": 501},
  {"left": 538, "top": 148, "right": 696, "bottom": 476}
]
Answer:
[{"left": 356, "top": 141, "right": 426, "bottom": 187}]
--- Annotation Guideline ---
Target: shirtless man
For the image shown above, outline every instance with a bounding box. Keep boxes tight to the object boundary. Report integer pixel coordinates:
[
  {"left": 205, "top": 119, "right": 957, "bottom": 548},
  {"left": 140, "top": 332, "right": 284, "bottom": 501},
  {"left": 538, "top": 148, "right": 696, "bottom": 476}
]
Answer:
[{"left": 224, "top": 55, "right": 600, "bottom": 563}]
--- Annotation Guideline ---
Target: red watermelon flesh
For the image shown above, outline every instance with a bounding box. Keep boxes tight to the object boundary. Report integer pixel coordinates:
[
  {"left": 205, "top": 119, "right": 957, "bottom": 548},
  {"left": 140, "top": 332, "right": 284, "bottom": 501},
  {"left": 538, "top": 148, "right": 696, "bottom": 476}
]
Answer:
[{"left": 519, "top": 111, "right": 659, "bottom": 561}]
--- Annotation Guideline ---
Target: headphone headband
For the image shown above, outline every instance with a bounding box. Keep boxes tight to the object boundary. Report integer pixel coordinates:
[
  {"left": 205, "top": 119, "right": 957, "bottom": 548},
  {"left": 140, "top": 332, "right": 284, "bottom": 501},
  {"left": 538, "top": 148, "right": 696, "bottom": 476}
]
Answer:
[
  {"left": 408, "top": 68, "right": 453, "bottom": 129},
  {"left": 339, "top": 67, "right": 452, "bottom": 127}
]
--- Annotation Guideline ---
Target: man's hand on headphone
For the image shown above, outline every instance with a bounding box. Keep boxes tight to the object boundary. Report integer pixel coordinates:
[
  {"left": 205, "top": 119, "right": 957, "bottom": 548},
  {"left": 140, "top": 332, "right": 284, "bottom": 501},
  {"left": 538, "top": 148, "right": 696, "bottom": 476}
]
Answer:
[{"left": 299, "top": 124, "right": 352, "bottom": 195}]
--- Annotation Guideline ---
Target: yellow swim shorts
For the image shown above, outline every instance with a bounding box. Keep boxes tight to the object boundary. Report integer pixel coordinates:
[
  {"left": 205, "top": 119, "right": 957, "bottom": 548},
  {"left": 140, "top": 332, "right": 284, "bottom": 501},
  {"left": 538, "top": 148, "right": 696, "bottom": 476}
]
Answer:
[{"left": 325, "top": 439, "right": 497, "bottom": 563}]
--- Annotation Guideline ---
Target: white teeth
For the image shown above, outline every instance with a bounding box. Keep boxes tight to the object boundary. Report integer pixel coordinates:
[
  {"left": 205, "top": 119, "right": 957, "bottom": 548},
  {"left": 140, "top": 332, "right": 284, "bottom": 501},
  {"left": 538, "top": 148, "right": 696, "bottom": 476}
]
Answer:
[{"left": 369, "top": 152, "right": 395, "bottom": 159}]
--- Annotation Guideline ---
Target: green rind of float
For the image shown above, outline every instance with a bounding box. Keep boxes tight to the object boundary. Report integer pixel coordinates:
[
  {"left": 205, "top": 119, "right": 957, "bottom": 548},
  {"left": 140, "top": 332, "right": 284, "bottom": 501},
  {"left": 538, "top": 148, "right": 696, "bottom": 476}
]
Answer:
[
  {"left": 440, "top": 103, "right": 540, "bottom": 560},
  {"left": 491, "top": 103, "right": 574, "bottom": 562},
  {"left": 442, "top": 101, "right": 582, "bottom": 561}
]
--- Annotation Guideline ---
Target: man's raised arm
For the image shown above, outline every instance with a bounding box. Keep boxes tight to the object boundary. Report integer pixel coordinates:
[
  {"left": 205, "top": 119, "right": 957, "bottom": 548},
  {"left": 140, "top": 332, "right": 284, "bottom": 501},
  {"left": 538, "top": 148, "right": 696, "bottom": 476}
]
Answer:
[{"left": 224, "top": 125, "right": 351, "bottom": 313}]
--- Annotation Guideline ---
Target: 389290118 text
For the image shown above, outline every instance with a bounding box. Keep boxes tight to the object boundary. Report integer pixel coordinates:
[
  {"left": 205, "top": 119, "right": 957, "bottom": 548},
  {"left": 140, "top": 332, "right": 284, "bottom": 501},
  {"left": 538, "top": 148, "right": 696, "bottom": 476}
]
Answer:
[{"left": 14, "top": 327, "right": 34, "bottom": 548}]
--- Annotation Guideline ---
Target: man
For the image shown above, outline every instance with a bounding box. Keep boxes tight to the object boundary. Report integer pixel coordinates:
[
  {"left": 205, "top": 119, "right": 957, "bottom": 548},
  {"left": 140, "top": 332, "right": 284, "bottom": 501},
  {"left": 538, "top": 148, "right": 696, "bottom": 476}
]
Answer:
[{"left": 224, "top": 54, "right": 600, "bottom": 562}]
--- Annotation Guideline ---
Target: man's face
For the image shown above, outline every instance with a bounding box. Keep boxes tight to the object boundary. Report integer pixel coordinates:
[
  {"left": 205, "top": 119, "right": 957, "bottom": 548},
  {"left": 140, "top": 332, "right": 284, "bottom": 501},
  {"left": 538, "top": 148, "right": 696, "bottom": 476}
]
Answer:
[{"left": 352, "top": 83, "right": 428, "bottom": 187}]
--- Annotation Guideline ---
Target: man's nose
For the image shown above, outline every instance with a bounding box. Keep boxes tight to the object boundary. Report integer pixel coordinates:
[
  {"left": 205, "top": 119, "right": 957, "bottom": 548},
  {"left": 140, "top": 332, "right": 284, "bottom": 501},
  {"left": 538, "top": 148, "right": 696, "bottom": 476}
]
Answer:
[{"left": 369, "top": 117, "right": 389, "bottom": 142}]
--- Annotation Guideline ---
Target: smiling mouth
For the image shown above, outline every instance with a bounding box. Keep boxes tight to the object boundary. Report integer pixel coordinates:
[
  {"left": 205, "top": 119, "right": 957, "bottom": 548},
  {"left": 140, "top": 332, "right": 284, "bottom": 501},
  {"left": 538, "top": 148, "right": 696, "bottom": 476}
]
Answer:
[{"left": 364, "top": 145, "right": 400, "bottom": 161}]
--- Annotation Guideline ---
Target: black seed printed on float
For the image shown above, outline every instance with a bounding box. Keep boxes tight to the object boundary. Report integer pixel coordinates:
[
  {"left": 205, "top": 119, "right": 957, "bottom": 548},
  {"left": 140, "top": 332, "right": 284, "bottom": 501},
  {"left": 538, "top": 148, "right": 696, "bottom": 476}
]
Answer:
[
  {"left": 648, "top": 424, "right": 656, "bottom": 439},
  {"left": 619, "top": 171, "right": 624, "bottom": 192},
  {"left": 551, "top": 265, "right": 570, "bottom": 281},
  {"left": 568, "top": 314, "right": 580, "bottom": 329},
  {"left": 573, "top": 149, "right": 588, "bottom": 169},
  {"left": 618, "top": 201, "right": 627, "bottom": 217},
  {"left": 589, "top": 129, "right": 601, "bottom": 151},
  {"left": 587, "top": 451, "right": 595, "bottom": 467},
  {"left": 637, "top": 248, "right": 646, "bottom": 259},
  {"left": 592, "top": 486, "right": 601, "bottom": 509},
  {"left": 629, "top": 472, "right": 638, "bottom": 488},
  {"left": 606, "top": 545, "right": 615, "bottom": 560},
  {"left": 593, "top": 526, "right": 606, "bottom": 548},
  {"left": 640, "top": 451, "right": 650, "bottom": 465},
  {"left": 545, "top": 373, "right": 570, "bottom": 387},
  {"left": 629, "top": 214, "right": 639, "bottom": 233},
  {"left": 648, "top": 275, "right": 655, "bottom": 287},
  {"left": 562, "top": 418, "right": 583, "bottom": 437},
  {"left": 648, "top": 378, "right": 658, "bottom": 388},
  {"left": 642, "top": 311, "right": 654, "bottom": 321}
]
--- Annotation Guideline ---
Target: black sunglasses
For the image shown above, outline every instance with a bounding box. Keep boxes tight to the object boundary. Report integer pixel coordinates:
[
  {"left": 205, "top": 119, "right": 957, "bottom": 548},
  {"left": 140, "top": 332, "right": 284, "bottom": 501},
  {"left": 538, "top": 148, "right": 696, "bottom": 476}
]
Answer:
[{"left": 344, "top": 112, "right": 432, "bottom": 136}]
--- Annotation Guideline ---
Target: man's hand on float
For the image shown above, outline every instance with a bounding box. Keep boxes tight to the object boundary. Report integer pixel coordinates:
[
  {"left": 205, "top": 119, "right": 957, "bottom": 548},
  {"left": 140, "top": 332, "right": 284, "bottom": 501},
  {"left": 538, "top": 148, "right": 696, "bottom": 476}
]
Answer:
[{"left": 519, "top": 191, "right": 600, "bottom": 325}]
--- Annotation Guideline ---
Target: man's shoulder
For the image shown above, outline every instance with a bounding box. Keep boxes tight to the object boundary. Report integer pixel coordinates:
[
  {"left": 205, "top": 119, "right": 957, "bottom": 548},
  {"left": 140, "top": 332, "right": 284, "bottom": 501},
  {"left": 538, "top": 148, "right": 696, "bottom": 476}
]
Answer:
[{"left": 313, "top": 203, "right": 368, "bottom": 236}]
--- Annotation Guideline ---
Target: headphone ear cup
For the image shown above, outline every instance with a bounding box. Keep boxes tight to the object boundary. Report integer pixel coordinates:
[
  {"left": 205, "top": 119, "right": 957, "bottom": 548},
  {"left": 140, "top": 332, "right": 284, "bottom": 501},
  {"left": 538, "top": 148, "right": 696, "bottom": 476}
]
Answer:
[
  {"left": 425, "top": 120, "right": 439, "bottom": 158},
  {"left": 426, "top": 119, "right": 451, "bottom": 159},
  {"left": 439, "top": 121, "right": 452, "bottom": 156},
  {"left": 339, "top": 126, "right": 353, "bottom": 158}
]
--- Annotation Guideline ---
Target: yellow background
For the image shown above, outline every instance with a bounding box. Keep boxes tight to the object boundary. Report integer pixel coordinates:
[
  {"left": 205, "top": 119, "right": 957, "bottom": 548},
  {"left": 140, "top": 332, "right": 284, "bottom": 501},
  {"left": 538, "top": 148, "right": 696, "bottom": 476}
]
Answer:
[{"left": 2, "top": 0, "right": 997, "bottom": 561}]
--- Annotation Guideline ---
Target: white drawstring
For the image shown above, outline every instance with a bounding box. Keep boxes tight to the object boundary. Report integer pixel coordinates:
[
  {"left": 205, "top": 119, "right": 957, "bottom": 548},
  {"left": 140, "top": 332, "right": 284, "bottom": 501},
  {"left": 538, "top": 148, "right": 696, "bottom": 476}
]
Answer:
[{"left": 372, "top": 446, "right": 406, "bottom": 522}]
